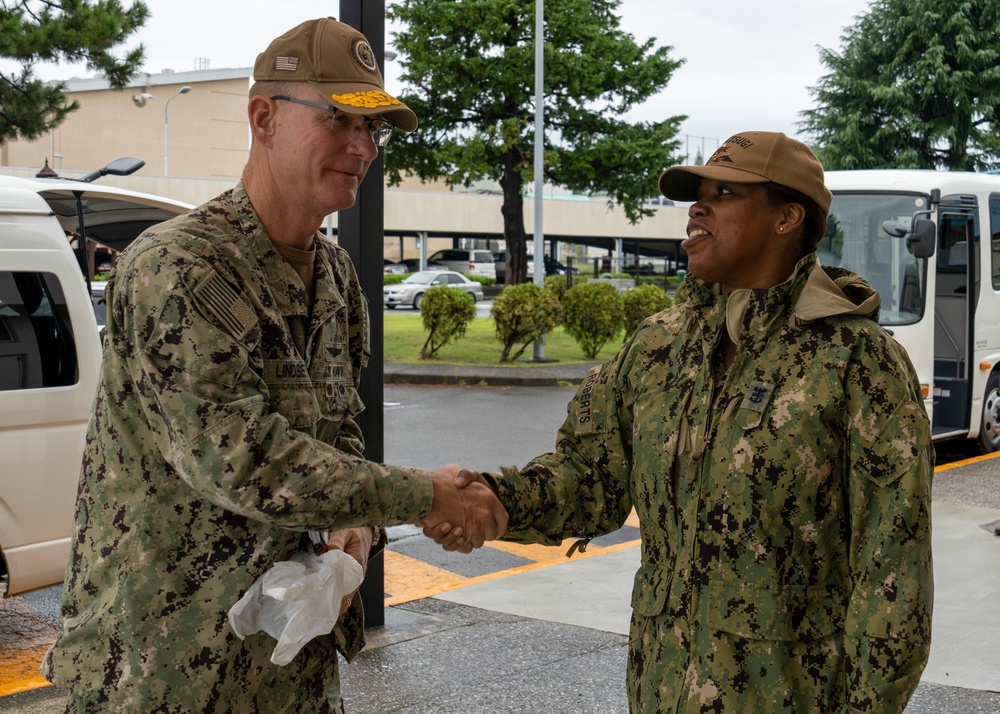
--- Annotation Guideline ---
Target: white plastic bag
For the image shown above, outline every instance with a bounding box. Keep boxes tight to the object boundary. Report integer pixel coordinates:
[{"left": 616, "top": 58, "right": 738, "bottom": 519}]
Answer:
[{"left": 228, "top": 548, "right": 364, "bottom": 666}]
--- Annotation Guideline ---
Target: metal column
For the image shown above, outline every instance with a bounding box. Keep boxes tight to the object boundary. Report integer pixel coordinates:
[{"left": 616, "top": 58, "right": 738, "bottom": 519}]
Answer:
[{"left": 339, "top": 0, "right": 387, "bottom": 627}]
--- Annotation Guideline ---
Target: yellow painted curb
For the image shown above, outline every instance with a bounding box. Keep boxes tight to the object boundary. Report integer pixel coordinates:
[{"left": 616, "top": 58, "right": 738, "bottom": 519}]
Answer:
[
  {"left": 934, "top": 449, "right": 1000, "bottom": 473},
  {"left": 0, "top": 675, "right": 51, "bottom": 697},
  {"left": 387, "top": 539, "right": 641, "bottom": 606}
]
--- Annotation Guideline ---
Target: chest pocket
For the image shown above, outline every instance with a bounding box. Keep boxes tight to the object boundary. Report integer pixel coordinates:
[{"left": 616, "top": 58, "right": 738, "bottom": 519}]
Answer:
[
  {"left": 314, "top": 340, "right": 363, "bottom": 426},
  {"left": 262, "top": 358, "right": 322, "bottom": 429},
  {"left": 263, "top": 327, "right": 366, "bottom": 435}
]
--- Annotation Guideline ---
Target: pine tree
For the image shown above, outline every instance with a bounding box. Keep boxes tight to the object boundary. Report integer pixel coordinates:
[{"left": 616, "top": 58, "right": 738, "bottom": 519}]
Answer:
[
  {"left": 0, "top": 1, "right": 149, "bottom": 143},
  {"left": 799, "top": 0, "right": 1000, "bottom": 171}
]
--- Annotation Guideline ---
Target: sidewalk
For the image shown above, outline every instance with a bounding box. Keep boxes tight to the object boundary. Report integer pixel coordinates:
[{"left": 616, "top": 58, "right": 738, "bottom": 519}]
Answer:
[{"left": 384, "top": 360, "right": 599, "bottom": 387}]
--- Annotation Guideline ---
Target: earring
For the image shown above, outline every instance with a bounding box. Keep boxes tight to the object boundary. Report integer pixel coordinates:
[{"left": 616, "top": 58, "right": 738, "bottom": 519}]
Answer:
[{"left": 778, "top": 227, "right": 784, "bottom": 233}]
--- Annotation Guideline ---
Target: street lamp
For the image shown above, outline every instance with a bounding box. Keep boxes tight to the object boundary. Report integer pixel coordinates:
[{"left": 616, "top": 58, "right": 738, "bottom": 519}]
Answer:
[
  {"left": 532, "top": 0, "right": 545, "bottom": 360},
  {"left": 133, "top": 86, "right": 192, "bottom": 176}
]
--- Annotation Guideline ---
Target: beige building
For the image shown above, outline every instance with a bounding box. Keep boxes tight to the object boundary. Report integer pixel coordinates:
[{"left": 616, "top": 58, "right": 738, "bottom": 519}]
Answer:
[
  {"left": 2, "top": 69, "right": 688, "bottom": 267},
  {"left": 4, "top": 68, "right": 251, "bottom": 180}
]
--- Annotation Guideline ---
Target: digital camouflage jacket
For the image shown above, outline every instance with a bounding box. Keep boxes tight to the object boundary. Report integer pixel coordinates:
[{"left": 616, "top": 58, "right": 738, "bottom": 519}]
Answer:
[
  {"left": 490, "top": 255, "right": 933, "bottom": 713},
  {"left": 42, "top": 183, "right": 433, "bottom": 713}
]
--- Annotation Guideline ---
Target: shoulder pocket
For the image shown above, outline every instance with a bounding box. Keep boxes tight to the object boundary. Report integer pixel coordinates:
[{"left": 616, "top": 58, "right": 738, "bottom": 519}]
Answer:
[
  {"left": 191, "top": 271, "right": 258, "bottom": 341},
  {"left": 144, "top": 270, "right": 260, "bottom": 389},
  {"left": 851, "top": 400, "right": 925, "bottom": 488}
]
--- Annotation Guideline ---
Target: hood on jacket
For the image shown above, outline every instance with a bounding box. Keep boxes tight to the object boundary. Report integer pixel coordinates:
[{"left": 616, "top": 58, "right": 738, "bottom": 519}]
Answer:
[
  {"left": 718, "top": 254, "right": 881, "bottom": 345},
  {"left": 791, "top": 258, "right": 881, "bottom": 324}
]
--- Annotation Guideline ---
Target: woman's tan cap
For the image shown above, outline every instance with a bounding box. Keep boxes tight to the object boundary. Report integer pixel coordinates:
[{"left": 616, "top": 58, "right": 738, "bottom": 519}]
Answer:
[
  {"left": 254, "top": 17, "right": 418, "bottom": 132},
  {"left": 658, "top": 131, "right": 831, "bottom": 215}
]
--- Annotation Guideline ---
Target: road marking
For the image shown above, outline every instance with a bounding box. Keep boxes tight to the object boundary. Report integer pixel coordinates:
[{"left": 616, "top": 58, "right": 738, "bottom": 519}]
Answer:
[
  {"left": 0, "top": 586, "right": 57, "bottom": 696},
  {"left": 383, "top": 509, "right": 644, "bottom": 606},
  {"left": 0, "top": 671, "right": 50, "bottom": 697},
  {"left": 484, "top": 538, "right": 578, "bottom": 562},
  {"left": 934, "top": 449, "right": 1000, "bottom": 472},
  {"left": 383, "top": 550, "right": 469, "bottom": 606},
  {"left": 456, "top": 539, "right": 641, "bottom": 590}
]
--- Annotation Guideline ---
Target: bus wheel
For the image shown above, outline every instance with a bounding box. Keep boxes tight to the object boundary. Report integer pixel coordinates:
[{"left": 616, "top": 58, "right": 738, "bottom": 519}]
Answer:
[{"left": 980, "top": 372, "right": 1000, "bottom": 453}]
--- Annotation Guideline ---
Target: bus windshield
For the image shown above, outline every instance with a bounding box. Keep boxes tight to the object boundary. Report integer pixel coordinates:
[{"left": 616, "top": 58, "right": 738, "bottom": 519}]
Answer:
[{"left": 821, "top": 192, "right": 929, "bottom": 326}]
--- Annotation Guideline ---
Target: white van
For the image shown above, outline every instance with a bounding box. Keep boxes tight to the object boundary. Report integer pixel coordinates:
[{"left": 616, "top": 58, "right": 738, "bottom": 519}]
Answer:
[
  {"left": 0, "top": 173, "right": 190, "bottom": 596},
  {"left": 428, "top": 248, "right": 497, "bottom": 279}
]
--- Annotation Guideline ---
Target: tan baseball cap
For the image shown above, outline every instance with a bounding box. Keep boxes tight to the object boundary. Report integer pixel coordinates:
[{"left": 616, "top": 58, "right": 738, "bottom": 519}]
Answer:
[
  {"left": 254, "top": 17, "right": 417, "bottom": 132},
  {"left": 658, "top": 131, "right": 831, "bottom": 215}
]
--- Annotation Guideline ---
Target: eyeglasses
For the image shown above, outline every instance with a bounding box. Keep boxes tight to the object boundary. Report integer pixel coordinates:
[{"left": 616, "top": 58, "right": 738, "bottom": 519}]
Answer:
[{"left": 270, "top": 95, "right": 395, "bottom": 147}]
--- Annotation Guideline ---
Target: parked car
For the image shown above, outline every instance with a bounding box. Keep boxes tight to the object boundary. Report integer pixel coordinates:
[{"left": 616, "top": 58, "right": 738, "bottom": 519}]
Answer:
[
  {"left": 541, "top": 256, "right": 581, "bottom": 276},
  {"left": 94, "top": 248, "right": 114, "bottom": 275},
  {"left": 400, "top": 257, "right": 446, "bottom": 273},
  {"left": 0, "top": 173, "right": 191, "bottom": 596},
  {"left": 492, "top": 252, "right": 533, "bottom": 283},
  {"left": 428, "top": 249, "right": 496, "bottom": 279},
  {"left": 494, "top": 252, "right": 580, "bottom": 281},
  {"left": 383, "top": 261, "right": 408, "bottom": 274},
  {"left": 383, "top": 270, "right": 484, "bottom": 310}
]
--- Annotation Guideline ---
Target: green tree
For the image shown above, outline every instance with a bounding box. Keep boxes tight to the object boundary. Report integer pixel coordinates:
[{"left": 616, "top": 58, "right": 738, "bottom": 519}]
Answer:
[
  {"left": 491, "top": 282, "right": 561, "bottom": 363},
  {"left": 419, "top": 286, "right": 476, "bottom": 359},
  {"left": 798, "top": 0, "right": 1000, "bottom": 171},
  {"left": 0, "top": 0, "right": 149, "bottom": 144},
  {"left": 562, "top": 281, "right": 622, "bottom": 359},
  {"left": 386, "top": 0, "right": 685, "bottom": 285}
]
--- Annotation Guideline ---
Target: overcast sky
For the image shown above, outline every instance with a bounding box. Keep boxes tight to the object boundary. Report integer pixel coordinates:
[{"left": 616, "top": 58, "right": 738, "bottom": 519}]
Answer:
[{"left": 30, "top": 0, "right": 874, "bottom": 150}]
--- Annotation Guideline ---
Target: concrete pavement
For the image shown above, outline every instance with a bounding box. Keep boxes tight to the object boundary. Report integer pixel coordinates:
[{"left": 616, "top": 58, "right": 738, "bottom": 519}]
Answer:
[{"left": 2, "top": 365, "right": 999, "bottom": 712}]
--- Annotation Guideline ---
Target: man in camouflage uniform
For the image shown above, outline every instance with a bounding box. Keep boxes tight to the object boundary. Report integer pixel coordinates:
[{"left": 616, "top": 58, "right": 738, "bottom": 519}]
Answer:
[
  {"left": 434, "top": 132, "right": 934, "bottom": 712},
  {"left": 41, "top": 17, "right": 506, "bottom": 713}
]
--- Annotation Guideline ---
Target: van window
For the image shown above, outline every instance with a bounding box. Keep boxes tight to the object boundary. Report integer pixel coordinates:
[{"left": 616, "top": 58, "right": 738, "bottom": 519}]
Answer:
[
  {"left": 0, "top": 271, "right": 79, "bottom": 391},
  {"left": 474, "top": 251, "right": 494, "bottom": 263}
]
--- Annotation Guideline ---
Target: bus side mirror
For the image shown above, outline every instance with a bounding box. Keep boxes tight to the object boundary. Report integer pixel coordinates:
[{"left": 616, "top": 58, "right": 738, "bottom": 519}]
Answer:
[{"left": 907, "top": 218, "right": 936, "bottom": 258}]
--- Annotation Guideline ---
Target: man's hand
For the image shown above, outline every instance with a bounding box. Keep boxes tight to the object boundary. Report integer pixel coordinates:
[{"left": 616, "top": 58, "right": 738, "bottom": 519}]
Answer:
[
  {"left": 420, "top": 467, "right": 507, "bottom": 553},
  {"left": 322, "top": 527, "right": 375, "bottom": 616}
]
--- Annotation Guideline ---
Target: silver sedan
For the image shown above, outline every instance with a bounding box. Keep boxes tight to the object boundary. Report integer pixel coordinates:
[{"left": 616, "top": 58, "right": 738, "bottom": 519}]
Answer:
[{"left": 383, "top": 270, "right": 484, "bottom": 310}]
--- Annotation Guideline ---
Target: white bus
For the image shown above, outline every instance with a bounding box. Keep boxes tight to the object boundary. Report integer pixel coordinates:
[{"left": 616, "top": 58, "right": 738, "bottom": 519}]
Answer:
[{"left": 822, "top": 170, "right": 1000, "bottom": 453}]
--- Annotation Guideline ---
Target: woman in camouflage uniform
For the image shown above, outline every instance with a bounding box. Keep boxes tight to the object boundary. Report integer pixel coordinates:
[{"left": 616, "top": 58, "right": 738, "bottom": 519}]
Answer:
[{"left": 434, "top": 131, "right": 933, "bottom": 713}]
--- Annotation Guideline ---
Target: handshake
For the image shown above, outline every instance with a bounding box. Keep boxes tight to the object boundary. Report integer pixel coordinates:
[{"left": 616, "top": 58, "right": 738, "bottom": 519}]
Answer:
[{"left": 419, "top": 465, "right": 508, "bottom": 554}]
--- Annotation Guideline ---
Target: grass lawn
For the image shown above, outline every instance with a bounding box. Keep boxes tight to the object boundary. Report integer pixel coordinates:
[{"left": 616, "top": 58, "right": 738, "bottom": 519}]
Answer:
[{"left": 382, "top": 312, "right": 620, "bottom": 366}]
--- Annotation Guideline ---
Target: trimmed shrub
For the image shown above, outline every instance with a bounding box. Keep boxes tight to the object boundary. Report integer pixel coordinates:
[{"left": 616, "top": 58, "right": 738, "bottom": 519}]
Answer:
[
  {"left": 622, "top": 284, "right": 672, "bottom": 338},
  {"left": 419, "top": 287, "right": 476, "bottom": 359},
  {"left": 543, "top": 274, "right": 571, "bottom": 303},
  {"left": 464, "top": 274, "right": 497, "bottom": 287},
  {"left": 562, "top": 282, "right": 623, "bottom": 359},
  {"left": 491, "top": 282, "right": 561, "bottom": 363},
  {"left": 384, "top": 273, "right": 407, "bottom": 285}
]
